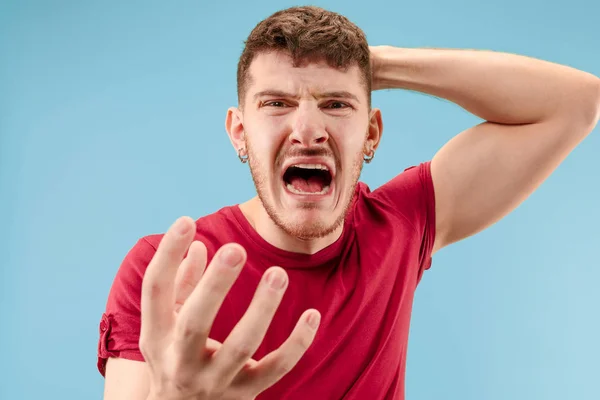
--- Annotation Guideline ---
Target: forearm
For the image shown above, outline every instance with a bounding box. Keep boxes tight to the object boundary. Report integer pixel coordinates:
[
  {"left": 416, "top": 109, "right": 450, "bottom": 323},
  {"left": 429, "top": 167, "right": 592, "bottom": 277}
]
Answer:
[{"left": 372, "top": 46, "right": 600, "bottom": 126}]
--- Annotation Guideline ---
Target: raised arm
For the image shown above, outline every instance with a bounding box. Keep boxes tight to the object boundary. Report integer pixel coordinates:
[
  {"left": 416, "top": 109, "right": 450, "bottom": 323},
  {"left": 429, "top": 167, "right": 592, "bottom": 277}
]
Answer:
[{"left": 371, "top": 46, "right": 600, "bottom": 253}]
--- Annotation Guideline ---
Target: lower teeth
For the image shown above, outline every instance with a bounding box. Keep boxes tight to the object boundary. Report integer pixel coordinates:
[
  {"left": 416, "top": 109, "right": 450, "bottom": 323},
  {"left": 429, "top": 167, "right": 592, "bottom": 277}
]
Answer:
[{"left": 286, "top": 183, "right": 330, "bottom": 195}]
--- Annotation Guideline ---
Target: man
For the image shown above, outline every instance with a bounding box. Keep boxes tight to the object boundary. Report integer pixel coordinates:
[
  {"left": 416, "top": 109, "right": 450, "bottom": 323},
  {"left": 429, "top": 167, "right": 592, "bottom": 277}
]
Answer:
[{"left": 98, "top": 5, "right": 600, "bottom": 400}]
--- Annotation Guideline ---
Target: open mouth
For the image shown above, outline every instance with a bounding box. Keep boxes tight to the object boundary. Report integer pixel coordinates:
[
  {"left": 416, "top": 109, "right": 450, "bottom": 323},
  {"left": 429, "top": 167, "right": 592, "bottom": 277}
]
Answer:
[{"left": 283, "top": 164, "right": 333, "bottom": 196}]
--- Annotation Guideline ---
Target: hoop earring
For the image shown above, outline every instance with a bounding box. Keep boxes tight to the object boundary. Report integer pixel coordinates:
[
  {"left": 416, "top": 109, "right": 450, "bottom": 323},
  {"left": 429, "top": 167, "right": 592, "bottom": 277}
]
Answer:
[
  {"left": 363, "top": 151, "right": 375, "bottom": 164},
  {"left": 238, "top": 147, "right": 248, "bottom": 163}
]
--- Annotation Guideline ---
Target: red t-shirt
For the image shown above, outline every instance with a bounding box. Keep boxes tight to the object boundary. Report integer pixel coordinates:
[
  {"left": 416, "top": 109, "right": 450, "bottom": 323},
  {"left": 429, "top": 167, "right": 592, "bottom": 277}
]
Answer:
[{"left": 98, "top": 162, "right": 436, "bottom": 400}]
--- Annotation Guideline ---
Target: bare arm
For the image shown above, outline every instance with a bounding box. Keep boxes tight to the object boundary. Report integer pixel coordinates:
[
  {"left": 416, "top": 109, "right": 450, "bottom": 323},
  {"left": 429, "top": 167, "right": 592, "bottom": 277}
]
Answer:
[
  {"left": 371, "top": 46, "right": 600, "bottom": 252},
  {"left": 103, "top": 358, "right": 150, "bottom": 400}
]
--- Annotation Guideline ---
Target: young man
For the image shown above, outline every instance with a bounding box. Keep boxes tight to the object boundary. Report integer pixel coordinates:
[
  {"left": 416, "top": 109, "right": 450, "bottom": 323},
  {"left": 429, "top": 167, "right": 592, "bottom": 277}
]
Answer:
[{"left": 98, "top": 6, "right": 600, "bottom": 400}]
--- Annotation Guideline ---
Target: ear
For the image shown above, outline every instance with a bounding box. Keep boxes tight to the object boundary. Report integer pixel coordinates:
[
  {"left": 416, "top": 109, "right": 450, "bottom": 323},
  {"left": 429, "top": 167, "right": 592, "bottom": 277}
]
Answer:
[
  {"left": 225, "top": 106, "right": 245, "bottom": 154},
  {"left": 366, "top": 108, "right": 383, "bottom": 153}
]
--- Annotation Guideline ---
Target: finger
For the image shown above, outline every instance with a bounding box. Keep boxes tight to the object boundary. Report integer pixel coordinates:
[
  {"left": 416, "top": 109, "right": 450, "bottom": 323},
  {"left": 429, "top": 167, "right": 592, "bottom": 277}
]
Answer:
[
  {"left": 174, "top": 243, "right": 247, "bottom": 363},
  {"left": 174, "top": 241, "right": 208, "bottom": 314},
  {"left": 238, "top": 309, "right": 320, "bottom": 393},
  {"left": 205, "top": 338, "right": 258, "bottom": 368},
  {"left": 212, "top": 267, "right": 289, "bottom": 382},
  {"left": 140, "top": 216, "right": 196, "bottom": 340},
  {"left": 205, "top": 337, "right": 223, "bottom": 358}
]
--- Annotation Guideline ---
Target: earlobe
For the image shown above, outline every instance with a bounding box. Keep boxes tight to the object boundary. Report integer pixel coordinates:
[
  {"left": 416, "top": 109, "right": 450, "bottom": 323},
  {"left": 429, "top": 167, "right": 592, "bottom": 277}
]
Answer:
[{"left": 225, "top": 107, "right": 246, "bottom": 151}]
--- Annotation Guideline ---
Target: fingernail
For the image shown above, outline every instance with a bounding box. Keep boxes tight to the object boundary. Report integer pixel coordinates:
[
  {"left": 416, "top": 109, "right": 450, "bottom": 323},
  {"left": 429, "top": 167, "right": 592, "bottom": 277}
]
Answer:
[
  {"left": 176, "top": 217, "right": 191, "bottom": 235},
  {"left": 307, "top": 312, "right": 320, "bottom": 330},
  {"left": 266, "top": 269, "right": 286, "bottom": 290},
  {"left": 220, "top": 247, "right": 243, "bottom": 267}
]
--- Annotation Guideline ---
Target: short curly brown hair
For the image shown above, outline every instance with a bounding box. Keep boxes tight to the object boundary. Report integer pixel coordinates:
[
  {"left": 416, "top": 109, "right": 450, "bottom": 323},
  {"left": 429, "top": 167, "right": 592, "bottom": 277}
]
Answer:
[{"left": 237, "top": 6, "right": 371, "bottom": 107}]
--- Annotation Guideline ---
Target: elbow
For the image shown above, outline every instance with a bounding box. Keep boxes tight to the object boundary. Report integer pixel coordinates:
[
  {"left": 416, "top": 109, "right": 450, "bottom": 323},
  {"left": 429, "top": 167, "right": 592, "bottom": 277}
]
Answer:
[
  {"left": 560, "top": 74, "right": 600, "bottom": 135},
  {"left": 589, "top": 76, "right": 600, "bottom": 128},
  {"left": 580, "top": 74, "right": 600, "bottom": 131}
]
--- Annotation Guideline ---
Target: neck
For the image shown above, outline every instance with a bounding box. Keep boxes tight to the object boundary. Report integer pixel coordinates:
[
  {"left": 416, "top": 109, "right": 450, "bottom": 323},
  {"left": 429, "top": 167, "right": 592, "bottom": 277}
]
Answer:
[{"left": 239, "top": 197, "right": 343, "bottom": 255}]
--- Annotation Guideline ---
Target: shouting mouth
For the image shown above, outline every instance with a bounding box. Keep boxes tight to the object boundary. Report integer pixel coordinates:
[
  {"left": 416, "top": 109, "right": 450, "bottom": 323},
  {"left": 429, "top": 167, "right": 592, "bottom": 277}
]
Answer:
[{"left": 282, "top": 163, "right": 334, "bottom": 197}]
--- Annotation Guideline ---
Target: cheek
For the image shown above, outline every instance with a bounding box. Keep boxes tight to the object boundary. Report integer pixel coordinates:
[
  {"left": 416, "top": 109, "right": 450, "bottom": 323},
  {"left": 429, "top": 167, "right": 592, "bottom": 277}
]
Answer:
[
  {"left": 246, "top": 128, "right": 275, "bottom": 154},
  {"left": 330, "top": 118, "right": 367, "bottom": 146},
  {"left": 333, "top": 136, "right": 366, "bottom": 179},
  {"left": 251, "top": 135, "right": 290, "bottom": 165},
  {"left": 246, "top": 135, "right": 282, "bottom": 177},
  {"left": 335, "top": 132, "right": 366, "bottom": 159}
]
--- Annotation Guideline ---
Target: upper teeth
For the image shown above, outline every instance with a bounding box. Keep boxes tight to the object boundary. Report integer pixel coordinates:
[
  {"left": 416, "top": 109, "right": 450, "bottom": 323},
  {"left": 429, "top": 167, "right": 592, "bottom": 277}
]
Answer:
[{"left": 292, "top": 163, "right": 329, "bottom": 171}]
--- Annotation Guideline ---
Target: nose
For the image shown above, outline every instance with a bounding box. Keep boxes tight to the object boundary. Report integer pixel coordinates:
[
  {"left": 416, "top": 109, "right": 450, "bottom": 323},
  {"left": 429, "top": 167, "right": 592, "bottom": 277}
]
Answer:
[{"left": 288, "top": 106, "right": 329, "bottom": 146}]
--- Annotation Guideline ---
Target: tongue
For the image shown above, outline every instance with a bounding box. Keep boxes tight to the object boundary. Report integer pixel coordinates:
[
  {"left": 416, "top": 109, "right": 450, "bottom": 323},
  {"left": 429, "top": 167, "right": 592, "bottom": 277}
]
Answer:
[{"left": 289, "top": 175, "right": 325, "bottom": 193}]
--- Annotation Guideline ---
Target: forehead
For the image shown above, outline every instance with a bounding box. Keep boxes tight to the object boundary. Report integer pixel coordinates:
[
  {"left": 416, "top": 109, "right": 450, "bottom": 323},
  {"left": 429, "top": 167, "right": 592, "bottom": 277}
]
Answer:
[{"left": 246, "top": 51, "right": 365, "bottom": 100}]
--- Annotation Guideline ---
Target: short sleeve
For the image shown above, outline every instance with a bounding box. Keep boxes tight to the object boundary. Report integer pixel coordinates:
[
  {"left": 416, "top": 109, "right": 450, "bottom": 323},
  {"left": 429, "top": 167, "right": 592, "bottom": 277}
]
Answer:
[
  {"left": 371, "top": 161, "right": 436, "bottom": 278},
  {"left": 97, "top": 237, "right": 158, "bottom": 377}
]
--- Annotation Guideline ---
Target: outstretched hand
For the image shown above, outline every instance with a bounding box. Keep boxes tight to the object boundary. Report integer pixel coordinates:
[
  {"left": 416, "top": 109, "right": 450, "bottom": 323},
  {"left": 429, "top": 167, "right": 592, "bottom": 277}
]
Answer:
[{"left": 140, "top": 216, "right": 321, "bottom": 400}]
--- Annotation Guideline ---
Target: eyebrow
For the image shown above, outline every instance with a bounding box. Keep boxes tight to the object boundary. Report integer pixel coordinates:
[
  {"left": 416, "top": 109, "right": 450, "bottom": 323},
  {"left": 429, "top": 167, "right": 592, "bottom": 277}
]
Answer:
[{"left": 253, "top": 90, "right": 360, "bottom": 103}]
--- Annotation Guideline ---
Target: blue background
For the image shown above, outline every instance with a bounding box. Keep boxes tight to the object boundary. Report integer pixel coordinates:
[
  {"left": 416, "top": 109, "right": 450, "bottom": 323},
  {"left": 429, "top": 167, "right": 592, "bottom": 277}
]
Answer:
[{"left": 1, "top": 1, "right": 599, "bottom": 399}]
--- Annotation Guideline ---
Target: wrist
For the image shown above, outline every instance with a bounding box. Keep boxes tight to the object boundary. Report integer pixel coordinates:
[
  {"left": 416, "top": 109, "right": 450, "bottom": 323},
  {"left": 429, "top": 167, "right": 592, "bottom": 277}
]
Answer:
[
  {"left": 146, "top": 389, "right": 187, "bottom": 400},
  {"left": 370, "top": 45, "right": 407, "bottom": 91},
  {"left": 146, "top": 394, "right": 186, "bottom": 400},
  {"left": 371, "top": 46, "right": 446, "bottom": 93}
]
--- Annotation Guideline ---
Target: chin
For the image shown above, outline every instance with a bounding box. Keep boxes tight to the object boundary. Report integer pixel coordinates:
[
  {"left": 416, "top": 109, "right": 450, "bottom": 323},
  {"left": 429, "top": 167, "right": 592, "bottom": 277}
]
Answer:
[
  {"left": 264, "top": 198, "right": 343, "bottom": 240},
  {"left": 282, "top": 214, "right": 341, "bottom": 240}
]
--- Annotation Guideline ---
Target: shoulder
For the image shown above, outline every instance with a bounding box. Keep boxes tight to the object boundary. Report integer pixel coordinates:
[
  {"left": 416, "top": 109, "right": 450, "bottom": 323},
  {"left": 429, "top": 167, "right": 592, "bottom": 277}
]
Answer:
[
  {"left": 370, "top": 162, "right": 432, "bottom": 201},
  {"left": 352, "top": 162, "right": 436, "bottom": 273},
  {"left": 106, "top": 206, "right": 239, "bottom": 311},
  {"left": 354, "top": 162, "right": 434, "bottom": 228},
  {"left": 117, "top": 206, "right": 240, "bottom": 282}
]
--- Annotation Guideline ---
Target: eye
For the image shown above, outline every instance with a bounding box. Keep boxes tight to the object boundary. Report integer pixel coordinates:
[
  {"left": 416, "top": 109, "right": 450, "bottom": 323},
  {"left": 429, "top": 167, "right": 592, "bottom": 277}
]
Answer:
[
  {"left": 263, "top": 101, "right": 287, "bottom": 108},
  {"left": 324, "top": 101, "right": 349, "bottom": 109}
]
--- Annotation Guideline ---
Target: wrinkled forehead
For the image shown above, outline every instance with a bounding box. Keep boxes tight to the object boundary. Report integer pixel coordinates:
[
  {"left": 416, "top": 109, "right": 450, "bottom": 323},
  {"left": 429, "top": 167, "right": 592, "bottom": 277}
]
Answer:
[{"left": 245, "top": 51, "right": 366, "bottom": 102}]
